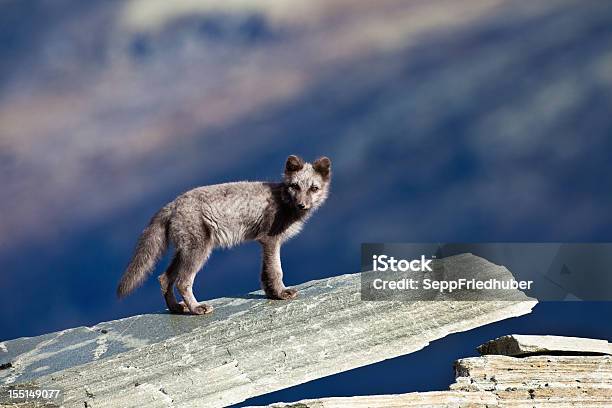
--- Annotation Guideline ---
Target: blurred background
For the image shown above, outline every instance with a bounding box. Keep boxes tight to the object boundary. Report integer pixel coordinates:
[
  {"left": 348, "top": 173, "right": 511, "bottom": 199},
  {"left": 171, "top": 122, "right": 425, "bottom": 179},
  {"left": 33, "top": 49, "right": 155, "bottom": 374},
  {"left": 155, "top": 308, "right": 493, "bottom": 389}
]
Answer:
[{"left": 1, "top": 0, "right": 612, "bottom": 404}]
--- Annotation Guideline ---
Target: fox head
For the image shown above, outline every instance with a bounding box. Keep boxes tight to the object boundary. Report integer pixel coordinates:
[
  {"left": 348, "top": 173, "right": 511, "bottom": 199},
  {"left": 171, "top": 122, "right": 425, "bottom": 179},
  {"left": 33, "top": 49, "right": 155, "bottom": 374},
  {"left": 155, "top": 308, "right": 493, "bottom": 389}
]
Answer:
[{"left": 282, "top": 155, "right": 331, "bottom": 213}]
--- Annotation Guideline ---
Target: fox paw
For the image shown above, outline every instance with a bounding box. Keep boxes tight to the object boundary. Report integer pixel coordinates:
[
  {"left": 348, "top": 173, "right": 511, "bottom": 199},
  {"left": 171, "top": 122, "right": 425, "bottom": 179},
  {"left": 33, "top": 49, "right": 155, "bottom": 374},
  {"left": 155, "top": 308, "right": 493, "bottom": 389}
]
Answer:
[
  {"left": 278, "top": 288, "right": 298, "bottom": 300},
  {"left": 168, "top": 301, "right": 213, "bottom": 315},
  {"left": 191, "top": 303, "right": 214, "bottom": 315}
]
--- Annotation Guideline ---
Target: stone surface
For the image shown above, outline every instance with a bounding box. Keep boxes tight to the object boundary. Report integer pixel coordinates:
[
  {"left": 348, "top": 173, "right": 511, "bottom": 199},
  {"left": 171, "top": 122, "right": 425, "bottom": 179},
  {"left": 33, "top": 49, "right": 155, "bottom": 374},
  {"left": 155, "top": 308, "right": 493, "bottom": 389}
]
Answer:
[
  {"left": 0, "top": 254, "right": 536, "bottom": 407},
  {"left": 451, "top": 354, "right": 612, "bottom": 406},
  {"left": 477, "top": 334, "right": 612, "bottom": 356},
  {"left": 257, "top": 335, "right": 612, "bottom": 408}
]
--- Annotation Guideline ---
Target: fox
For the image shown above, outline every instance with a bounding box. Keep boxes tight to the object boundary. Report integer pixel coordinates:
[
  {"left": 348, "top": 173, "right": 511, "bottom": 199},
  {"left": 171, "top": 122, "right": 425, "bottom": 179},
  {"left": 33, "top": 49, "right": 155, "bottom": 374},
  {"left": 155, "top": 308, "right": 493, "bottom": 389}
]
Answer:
[{"left": 117, "top": 155, "right": 331, "bottom": 315}]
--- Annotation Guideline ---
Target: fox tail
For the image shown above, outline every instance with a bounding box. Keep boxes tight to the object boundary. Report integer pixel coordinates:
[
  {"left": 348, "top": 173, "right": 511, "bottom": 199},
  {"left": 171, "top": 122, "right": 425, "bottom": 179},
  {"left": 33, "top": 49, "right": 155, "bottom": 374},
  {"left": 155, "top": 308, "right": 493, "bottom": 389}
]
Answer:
[{"left": 117, "top": 205, "right": 172, "bottom": 298}]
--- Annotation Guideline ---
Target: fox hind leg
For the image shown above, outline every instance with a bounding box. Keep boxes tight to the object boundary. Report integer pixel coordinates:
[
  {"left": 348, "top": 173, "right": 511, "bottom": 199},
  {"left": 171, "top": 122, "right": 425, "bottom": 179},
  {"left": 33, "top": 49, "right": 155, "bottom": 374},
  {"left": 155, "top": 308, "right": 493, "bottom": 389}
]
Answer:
[
  {"left": 159, "top": 255, "right": 188, "bottom": 314},
  {"left": 174, "top": 245, "right": 214, "bottom": 315}
]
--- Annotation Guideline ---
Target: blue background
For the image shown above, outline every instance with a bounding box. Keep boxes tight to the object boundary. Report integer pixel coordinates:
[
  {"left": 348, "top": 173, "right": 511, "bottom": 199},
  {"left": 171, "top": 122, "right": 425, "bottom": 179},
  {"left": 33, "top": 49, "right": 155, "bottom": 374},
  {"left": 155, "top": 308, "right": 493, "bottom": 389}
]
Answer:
[{"left": 0, "top": 0, "right": 611, "bottom": 405}]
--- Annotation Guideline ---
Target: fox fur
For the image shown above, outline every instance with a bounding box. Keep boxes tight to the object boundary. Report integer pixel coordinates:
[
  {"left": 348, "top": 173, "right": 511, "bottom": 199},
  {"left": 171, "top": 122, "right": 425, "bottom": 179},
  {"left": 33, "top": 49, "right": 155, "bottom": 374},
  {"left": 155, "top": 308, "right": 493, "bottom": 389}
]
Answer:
[{"left": 117, "top": 155, "right": 331, "bottom": 315}]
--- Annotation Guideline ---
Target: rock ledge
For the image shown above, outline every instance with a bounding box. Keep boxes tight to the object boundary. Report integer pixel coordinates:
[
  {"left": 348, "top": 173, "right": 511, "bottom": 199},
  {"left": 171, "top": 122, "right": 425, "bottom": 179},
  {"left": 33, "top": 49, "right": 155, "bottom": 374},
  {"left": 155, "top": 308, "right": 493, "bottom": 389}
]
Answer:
[{"left": 0, "top": 254, "right": 536, "bottom": 407}]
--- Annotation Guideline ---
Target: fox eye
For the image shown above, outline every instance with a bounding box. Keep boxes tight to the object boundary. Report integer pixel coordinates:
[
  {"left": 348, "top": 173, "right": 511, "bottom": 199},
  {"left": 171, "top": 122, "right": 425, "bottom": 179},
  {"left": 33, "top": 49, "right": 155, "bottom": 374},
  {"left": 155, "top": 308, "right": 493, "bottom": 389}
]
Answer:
[
  {"left": 289, "top": 183, "right": 300, "bottom": 190},
  {"left": 310, "top": 185, "right": 319, "bottom": 192}
]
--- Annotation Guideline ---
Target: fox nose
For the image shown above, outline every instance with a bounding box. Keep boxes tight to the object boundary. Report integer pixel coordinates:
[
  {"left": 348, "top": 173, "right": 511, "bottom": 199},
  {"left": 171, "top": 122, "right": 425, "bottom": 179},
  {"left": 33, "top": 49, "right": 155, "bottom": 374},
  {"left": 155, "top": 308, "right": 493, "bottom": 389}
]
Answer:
[{"left": 297, "top": 203, "right": 307, "bottom": 210}]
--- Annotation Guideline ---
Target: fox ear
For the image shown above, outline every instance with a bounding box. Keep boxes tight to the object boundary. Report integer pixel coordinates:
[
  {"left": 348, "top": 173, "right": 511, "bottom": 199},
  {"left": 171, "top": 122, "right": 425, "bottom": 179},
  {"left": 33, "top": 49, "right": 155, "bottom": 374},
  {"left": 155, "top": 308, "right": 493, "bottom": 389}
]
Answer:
[
  {"left": 313, "top": 156, "right": 331, "bottom": 179},
  {"left": 285, "top": 155, "right": 305, "bottom": 173}
]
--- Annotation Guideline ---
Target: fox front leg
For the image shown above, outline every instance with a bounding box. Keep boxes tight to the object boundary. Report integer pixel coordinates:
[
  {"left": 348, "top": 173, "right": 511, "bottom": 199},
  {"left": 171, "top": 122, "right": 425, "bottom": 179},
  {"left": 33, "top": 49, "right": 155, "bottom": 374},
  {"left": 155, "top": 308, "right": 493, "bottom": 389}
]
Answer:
[{"left": 260, "top": 239, "right": 298, "bottom": 300}]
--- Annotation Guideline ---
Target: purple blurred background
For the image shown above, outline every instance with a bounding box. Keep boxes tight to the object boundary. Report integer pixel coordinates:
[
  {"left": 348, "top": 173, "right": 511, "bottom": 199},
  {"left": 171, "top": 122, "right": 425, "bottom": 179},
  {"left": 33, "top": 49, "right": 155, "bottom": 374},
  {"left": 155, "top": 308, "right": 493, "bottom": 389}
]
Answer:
[{"left": 1, "top": 0, "right": 611, "bottom": 404}]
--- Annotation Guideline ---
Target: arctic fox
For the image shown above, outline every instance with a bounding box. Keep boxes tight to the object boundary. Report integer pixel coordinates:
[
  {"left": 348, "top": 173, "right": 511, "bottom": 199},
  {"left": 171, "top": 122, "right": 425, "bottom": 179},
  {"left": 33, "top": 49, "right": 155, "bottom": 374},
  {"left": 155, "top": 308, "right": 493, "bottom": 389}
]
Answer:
[{"left": 117, "top": 155, "right": 331, "bottom": 315}]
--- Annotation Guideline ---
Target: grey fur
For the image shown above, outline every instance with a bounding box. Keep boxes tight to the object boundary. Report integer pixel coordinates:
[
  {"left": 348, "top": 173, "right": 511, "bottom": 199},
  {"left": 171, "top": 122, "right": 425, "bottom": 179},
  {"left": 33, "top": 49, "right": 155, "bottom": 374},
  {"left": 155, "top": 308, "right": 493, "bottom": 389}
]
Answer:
[{"left": 117, "top": 155, "right": 331, "bottom": 315}]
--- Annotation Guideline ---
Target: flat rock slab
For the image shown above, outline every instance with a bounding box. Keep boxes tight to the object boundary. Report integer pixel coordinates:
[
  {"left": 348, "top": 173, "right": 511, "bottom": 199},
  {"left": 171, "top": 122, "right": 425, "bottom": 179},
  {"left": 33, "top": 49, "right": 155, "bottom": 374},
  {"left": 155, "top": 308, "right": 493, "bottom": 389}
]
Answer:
[
  {"left": 0, "top": 254, "right": 536, "bottom": 407},
  {"left": 0, "top": 295, "right": 276, "bottom": 385},
  {"left": 477, "top": 334, "right": 612, "bottom": 356}
]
